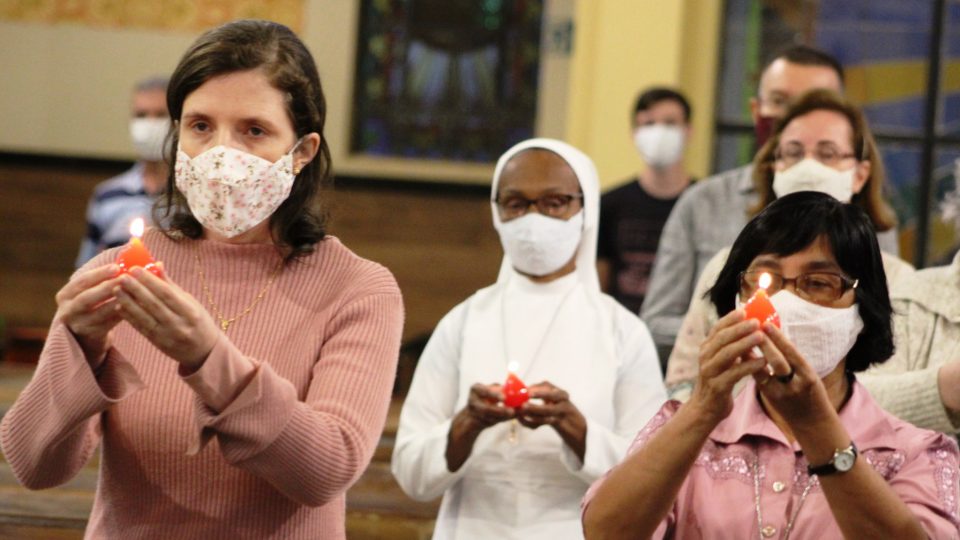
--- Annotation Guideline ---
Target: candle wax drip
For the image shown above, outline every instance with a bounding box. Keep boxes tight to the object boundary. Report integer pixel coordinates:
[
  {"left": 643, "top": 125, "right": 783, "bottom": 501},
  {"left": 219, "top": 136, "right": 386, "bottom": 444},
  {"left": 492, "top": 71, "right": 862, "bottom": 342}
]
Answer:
[
  {"left": 503, "top": 372, "right": 529, "bottom": 409},
  {"left": 744, "top": 289, "right": 780, "bottom": 328}
]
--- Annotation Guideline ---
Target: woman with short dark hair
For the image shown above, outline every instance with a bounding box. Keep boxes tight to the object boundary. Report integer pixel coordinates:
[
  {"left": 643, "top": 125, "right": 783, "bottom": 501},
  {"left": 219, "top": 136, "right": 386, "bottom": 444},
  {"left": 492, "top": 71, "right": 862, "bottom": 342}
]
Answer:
[
  {"left": 0, "top": 20, "right": 403, "bottom": 538},
  {"left": 583, "top": 193, "right": 959, "bottom": 539},
  {"left": 664, "top": 90, "right": 913, "bottom": 401}
]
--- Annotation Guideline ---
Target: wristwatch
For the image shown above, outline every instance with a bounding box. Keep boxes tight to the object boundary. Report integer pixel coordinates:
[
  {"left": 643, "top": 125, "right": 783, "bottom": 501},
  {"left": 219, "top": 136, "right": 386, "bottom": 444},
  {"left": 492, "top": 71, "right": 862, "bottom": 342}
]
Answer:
[{"left": 808, "top": 442, "right": 858, "bottom": 476}]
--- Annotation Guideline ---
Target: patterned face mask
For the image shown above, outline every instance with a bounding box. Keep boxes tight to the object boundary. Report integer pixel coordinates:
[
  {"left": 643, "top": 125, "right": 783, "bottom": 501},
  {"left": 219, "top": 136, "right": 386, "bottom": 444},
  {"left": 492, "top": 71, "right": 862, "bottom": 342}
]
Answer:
[
  {"left": 736, "top": 289, "right": 864, "bottom": 378},
  {"left": 175, "top": 139, "right": 302, "bottom": 238}
]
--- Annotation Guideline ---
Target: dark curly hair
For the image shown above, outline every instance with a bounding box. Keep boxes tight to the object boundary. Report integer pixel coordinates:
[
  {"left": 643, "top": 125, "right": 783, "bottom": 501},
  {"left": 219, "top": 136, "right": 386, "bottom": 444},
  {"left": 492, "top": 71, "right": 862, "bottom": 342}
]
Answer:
[
  {"left": 709, "top": 192, "right": 894, "bottom": 372},
  {"left": 154, "top": 19, "right": 332, "bottom": 261}
]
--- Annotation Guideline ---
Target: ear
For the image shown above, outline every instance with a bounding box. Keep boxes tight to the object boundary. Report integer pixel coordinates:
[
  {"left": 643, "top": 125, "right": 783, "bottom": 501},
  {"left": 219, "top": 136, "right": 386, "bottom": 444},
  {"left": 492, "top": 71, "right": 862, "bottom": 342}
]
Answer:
[
  {"left": 629, "top": 113, "right": 641, "bottom": 137},
  {"left": 749, "top": 96, "right": 760, "bottom": 125},
  {"left": 293, "top": 133, "right": 321, "bottom": 172},
  {"left": 852, "top": 160, "right": 871, "bottom": 194}
]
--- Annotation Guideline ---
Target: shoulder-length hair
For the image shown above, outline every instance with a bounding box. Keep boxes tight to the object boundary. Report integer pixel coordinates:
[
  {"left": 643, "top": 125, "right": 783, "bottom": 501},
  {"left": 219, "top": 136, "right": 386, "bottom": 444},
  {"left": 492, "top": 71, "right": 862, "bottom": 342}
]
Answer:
[
  {"left": 750, "top": 89, "right": 897, "bottom": 233},
  {"left": 709, "top": 192, "right": 894, "bottom": 372},
  {"left": 155, "top": 19, "right": 332, "bottom": 261}
]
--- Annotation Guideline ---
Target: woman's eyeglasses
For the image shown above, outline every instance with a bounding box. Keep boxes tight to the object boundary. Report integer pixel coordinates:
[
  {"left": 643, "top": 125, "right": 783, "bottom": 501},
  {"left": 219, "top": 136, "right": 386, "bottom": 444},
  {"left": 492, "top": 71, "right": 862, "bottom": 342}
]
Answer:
[
  {"left": 738, "top": 270, "right": 858, "bottom": 304},
  {"left": 774, "top": 141, "right": 858, "bottom": 168},
  {"left": 494, "top": 193, "right": 583, "bottom": 219}
]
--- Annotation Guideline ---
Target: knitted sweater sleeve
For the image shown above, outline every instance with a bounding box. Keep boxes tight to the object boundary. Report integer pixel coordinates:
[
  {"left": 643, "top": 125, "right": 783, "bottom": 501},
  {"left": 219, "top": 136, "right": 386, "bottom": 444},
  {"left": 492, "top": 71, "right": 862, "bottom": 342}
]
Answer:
[
  {"left": 183, "top": 272, "right": 404, "bottom": 507},
  {"left": 858, "top": 298, "right": 958, "bottom": 434},
  {"left": 0, "top": 321, "right": 146, "bottom": 489}
]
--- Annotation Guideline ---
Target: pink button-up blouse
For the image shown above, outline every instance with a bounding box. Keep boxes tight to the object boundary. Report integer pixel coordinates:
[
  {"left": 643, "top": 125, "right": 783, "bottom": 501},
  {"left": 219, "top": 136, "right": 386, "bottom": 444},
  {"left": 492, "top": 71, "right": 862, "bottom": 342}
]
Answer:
[{"left": 583, "top": 379, "right": 960, "bottom": 539}]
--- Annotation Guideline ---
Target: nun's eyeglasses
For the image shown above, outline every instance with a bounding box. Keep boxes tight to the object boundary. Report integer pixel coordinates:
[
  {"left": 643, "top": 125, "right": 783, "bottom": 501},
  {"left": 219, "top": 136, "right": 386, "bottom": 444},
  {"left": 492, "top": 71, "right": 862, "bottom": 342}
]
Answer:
[{"left": 494, "top": 193, "right": 583, "bottom": 219}]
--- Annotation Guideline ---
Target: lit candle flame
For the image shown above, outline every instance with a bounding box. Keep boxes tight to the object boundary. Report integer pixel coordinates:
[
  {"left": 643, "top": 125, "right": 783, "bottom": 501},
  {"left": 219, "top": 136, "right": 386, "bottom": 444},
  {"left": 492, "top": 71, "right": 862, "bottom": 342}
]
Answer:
[
  {"left": 507, "top": 361, "right": 519, "bottom": 374},
  {"left": 129, "top": 217, "right": 145, "bottom": 238},
  {"left": 758, "top": 272, "right": 772, "bottom": 291}
]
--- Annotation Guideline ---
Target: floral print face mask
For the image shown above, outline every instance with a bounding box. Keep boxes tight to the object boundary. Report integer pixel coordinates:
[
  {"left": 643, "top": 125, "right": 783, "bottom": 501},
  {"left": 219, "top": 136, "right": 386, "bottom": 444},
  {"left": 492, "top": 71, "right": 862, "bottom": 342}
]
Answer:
[{"left": 174, "top": 139, "right": 302, "bottom": 238}]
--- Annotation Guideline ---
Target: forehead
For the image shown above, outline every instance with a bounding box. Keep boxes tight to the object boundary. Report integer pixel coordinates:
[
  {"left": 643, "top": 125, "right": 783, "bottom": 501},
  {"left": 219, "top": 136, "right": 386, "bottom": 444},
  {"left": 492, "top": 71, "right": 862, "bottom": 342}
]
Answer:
[
  {"left": 132, "top": 88, "right": 167, "bottom": 109},
  {"left": 780, "top": 109, "right": 853, "bottom": 147},
  {"left": 760, "top": 59, "right": 842, "bottom": 97},
  {"left": 636, "top": 99, "right": 686, "bottom": 121},
  {"left": 498, "top": 149, "right": 580, "bottom": 193},
  {"left": 181, "top": 69, "right": 289, "bottom": 122},
  {"left": 750, "top": 235, "right": 840, "bottom": 271}
]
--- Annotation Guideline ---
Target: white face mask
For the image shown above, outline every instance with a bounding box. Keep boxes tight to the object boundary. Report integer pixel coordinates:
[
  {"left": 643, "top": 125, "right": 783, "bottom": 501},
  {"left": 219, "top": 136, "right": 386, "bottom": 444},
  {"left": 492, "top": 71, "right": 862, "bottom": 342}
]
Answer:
[
  {"left": 633, "top": 124, "right": 685, "bottom": 168},
  {"left": 772, "top": 158, "right": 856, "bottom": 203},
  {"left": 767, "top": 290, "right": 864, "bottom": 378},
  {"left": 175, "top": 141, "right": 301, "bottom": 238},
  {"left": 130, "top": 118, "right": 169, "bottom": 162},
  {"left": 496, "top": 210, "right": 584, "bottom": 276}
]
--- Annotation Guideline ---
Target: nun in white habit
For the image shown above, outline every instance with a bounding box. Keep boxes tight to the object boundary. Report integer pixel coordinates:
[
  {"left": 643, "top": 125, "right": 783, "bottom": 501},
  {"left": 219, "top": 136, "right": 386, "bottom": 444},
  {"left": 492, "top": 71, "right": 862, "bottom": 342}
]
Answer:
[{"left": 392, "top": 138, "right": 667, "bottom": 539}]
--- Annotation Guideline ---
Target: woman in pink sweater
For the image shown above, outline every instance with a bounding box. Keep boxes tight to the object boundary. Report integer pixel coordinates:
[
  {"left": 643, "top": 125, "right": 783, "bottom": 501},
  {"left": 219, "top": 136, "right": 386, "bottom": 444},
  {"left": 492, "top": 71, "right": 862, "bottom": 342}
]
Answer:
[{"left": 0, "top": 20, "right": 403, "bottom": 539}]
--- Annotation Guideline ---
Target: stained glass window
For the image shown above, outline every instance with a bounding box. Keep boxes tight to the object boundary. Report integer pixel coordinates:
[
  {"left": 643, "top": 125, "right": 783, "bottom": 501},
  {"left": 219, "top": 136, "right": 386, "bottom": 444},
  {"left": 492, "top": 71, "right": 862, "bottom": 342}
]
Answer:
[{"left": 352, "top": 0, "right": 544, "bottom": 163}]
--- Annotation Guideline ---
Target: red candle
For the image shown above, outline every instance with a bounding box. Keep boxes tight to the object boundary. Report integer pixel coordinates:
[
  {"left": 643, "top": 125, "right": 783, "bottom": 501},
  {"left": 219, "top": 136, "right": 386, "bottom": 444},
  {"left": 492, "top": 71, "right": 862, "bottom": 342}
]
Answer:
[
  {"left": 502, "top": 364, "right": 529, "bottom": 409},
  {"left": 116, "top": 218, "right": 161, "bottom": 276},
  {"left": 743, "top": 272, "right": 780, "bottom": 327}
]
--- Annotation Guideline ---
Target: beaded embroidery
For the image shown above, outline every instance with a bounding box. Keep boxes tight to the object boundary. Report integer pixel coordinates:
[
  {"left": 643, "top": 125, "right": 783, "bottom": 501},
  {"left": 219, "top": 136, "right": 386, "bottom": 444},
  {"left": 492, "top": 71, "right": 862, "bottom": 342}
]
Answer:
[
  {"left": 862, "top": 449, "right": 906, "bottom": 480},
  {"left": 696, "top": 441, "right": 755, "bottom": 484},
  {"left": 927, "top": 439, "right": 960, "bottom": 523}
]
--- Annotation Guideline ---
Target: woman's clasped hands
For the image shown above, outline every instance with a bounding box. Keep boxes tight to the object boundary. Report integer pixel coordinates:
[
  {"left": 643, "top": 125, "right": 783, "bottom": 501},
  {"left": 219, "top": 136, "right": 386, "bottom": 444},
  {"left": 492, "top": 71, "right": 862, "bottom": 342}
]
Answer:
[
  {"left": 55, "top": 262, "right": 220, "bottom": 373},
  {"left": 465, "top": 381, "right": 584, "bottom": 430},
  {"left": 692, "top": 309, "right": 833, "bottom": 429}
]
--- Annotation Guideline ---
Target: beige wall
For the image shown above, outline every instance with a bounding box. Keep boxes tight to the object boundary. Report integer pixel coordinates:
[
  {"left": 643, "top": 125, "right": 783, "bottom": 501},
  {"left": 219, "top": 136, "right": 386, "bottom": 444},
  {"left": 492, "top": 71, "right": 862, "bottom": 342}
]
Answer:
[
  {"left": 0, "top": 22, "right": 192, "bottom": 159},
  {"left": 566, "top": 0, "right": 722, "bottom": 189},
  {"left": 0, "top": 0, "right": 719, "bottom": 187}
]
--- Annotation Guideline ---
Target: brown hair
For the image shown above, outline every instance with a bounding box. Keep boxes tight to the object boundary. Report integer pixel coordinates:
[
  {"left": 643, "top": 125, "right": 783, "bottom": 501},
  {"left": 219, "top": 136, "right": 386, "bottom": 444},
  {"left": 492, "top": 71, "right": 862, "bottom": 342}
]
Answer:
[
  {"left": 750, "top": 89, "right": 897, "bottom": 232},
  {"left": 155, "top": 19, "right": 333, "bottom": 260}
]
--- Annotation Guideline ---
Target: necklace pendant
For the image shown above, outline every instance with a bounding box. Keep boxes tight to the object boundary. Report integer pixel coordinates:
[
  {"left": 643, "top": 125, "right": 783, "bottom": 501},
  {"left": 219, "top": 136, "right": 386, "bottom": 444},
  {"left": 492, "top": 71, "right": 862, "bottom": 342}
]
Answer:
[
  {"left": 220, "top": 320, "right": 230, "bottom": 331},
  {"left": 508, "top": 419, "right": 519, "bottom": 444}
]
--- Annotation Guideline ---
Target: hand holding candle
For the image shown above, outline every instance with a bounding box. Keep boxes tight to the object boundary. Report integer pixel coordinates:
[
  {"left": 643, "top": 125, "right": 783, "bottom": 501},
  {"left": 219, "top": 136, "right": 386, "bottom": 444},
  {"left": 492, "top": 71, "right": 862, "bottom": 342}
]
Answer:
[
  {"left": 116, "top": 218, "right": 161, "bottom": 277},
  {"left": 502, "top": 362, "right": 529, "bottom": 409},
  {"left": 743, "top": 272, "right": 780, "bottom": 328}
]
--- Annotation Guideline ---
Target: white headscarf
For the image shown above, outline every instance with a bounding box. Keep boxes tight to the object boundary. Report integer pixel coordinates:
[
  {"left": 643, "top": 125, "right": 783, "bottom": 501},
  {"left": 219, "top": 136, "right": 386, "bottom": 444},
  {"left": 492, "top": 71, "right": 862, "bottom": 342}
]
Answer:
[{"left": 490, "top": 138, "right": 602, "bottom": 293}]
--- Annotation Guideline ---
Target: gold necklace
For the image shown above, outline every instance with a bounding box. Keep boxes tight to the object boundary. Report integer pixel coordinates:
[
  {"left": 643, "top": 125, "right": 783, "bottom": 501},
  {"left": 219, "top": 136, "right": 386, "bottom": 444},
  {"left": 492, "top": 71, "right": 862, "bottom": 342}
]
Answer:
[
  {"left": 753, "top": 456, "right": 814, "bottom": 539},
  {"left": 195, "top": 247, "right": 283, "bottom": 331}
]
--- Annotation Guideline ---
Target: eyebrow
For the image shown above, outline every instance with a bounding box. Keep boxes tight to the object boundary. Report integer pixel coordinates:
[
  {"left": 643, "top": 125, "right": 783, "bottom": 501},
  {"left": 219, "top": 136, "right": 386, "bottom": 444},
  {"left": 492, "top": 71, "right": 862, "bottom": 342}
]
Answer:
[
  {"left": 181, "top": 111, "right": 281, "bottom": 131},
  {"left": 497, "top": 185, "right": 573, "bottom": 196},
  {"left": 748, "top": 257, "right": 842, "bottom": 273},
  {"left": 749, "top": 256, "right": 781, "bottom": 269},
  {"left": 181, "top": 112, "right": 210, "bottom": 123},
  {"left": 802, "top": 260, "right": 843, "bottom": 272}
]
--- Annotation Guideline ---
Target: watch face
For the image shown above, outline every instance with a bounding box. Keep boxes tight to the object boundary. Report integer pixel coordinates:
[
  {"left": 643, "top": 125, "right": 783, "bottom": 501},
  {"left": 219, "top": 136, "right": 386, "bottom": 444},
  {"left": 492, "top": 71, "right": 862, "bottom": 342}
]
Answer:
[{"left": 835, "top": 451, "right": 856, "bottom": 471}]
